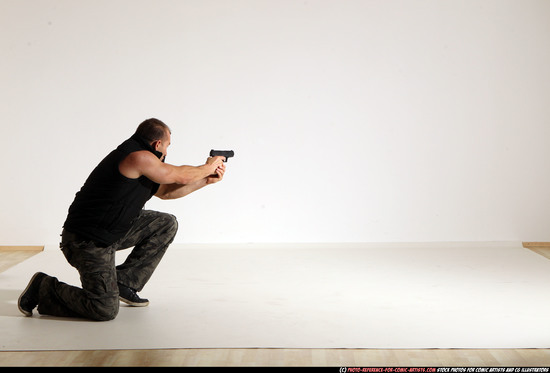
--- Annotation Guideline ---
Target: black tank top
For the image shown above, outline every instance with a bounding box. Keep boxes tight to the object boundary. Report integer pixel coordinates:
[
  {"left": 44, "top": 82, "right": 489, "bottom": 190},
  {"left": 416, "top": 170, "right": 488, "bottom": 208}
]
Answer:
[{"left": 63, "top": 134, "right": 162, "bottom": 246}]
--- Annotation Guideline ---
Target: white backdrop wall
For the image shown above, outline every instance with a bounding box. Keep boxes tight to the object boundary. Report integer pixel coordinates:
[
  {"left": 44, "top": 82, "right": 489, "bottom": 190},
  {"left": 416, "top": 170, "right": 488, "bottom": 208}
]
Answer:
[{"left": 2, "top": 0, "right": 550, "bottom": 246}]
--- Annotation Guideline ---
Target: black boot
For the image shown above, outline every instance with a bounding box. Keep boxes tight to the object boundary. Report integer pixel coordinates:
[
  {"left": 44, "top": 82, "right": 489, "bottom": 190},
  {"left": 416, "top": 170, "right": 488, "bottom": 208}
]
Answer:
[
  {"left": 18, "top": 272, "right": 48, "bottom": 316},
  {"left": 118, "top": 283, "right": 149, "bottom": 307}
]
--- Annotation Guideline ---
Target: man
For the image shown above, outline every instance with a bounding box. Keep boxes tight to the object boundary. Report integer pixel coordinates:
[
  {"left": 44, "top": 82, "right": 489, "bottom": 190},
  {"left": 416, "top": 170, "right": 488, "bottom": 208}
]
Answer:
[{"left": 18, "top": 118, "right": 227, "bottom": 321}]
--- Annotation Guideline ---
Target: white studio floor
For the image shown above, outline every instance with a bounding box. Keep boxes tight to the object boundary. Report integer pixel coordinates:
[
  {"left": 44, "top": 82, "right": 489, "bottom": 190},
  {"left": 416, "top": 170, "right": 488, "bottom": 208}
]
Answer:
[{"left": 1, "top": 242, "right": 550, "bottom": 351}]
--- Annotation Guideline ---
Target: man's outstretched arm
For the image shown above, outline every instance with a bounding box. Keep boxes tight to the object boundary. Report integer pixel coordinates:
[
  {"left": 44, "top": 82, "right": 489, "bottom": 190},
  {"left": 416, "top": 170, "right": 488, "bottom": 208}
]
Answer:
[
  {"left": 119, "top": 150, "right": 225, "bottom": 185},
  {"left": 155, "top": 162, "right": 226, "bottom": 200}
]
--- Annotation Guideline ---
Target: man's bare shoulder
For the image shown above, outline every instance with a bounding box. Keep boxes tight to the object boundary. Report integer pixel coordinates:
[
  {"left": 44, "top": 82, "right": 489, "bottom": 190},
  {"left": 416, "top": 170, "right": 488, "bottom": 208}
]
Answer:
[{"left": 119, "top": 150, "right": 160, "bottom": 179}]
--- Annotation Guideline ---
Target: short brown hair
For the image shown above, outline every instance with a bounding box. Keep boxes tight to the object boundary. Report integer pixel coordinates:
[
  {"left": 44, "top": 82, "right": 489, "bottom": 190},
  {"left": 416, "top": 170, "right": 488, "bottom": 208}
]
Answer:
[{"left": 135, "top": 118, "right": 171, "bottom": 142}]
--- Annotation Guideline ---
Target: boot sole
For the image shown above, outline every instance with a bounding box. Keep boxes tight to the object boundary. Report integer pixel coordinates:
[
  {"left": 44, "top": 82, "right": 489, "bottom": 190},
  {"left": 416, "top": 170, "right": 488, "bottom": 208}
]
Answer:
[{"left": 119, "top": 296, "right": 149, "bottom": 307}]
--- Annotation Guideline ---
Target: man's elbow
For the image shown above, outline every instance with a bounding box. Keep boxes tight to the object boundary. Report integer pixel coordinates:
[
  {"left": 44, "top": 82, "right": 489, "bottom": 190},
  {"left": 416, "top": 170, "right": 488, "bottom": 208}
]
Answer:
[
  {"left": 156, "top": 193, "right": 172, "bottom": 200},
  {"left": 155, "top": 187, "right": 174, "bottom": 200}
]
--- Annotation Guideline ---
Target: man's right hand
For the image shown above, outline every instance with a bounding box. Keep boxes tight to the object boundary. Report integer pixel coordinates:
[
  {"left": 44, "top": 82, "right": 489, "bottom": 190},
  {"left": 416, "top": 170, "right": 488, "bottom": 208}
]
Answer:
[{"left": 206, "top": 156, "right": 225, "bottom": 174}]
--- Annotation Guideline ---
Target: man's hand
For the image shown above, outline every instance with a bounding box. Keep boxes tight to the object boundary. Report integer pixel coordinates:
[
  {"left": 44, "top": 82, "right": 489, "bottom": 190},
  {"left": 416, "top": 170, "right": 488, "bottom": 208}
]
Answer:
[
  {"left": 206, "top": 161, "right": 226, "bottom": 185},
  {"left": 206, "top": 156, "right": 225, "bottom": 174}
]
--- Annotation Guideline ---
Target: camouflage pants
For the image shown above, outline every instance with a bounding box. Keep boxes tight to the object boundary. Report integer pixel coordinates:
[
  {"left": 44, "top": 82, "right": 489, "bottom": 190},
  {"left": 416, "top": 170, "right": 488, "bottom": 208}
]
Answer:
[{"left": 36, "top": 210, "right": 178, "bottom": 321}]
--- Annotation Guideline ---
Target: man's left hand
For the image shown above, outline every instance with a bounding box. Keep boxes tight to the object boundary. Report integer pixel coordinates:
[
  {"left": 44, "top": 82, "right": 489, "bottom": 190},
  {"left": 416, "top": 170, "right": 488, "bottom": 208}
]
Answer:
[{"left": 206, "top": 162, "right": 226, "bottom": 184}]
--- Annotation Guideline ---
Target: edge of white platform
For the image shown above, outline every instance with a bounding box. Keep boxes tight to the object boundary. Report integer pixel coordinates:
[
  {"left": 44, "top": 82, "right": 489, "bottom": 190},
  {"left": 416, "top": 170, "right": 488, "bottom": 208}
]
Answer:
[{"left": 43, "top": 241, "right": 524, "bottom": 251}]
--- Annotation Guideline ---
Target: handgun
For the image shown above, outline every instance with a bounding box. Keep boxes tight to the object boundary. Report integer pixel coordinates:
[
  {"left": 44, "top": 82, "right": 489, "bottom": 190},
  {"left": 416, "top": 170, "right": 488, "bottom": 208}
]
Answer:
[{"left": 210, "top": 149, "right": 234, "bottom": 162}]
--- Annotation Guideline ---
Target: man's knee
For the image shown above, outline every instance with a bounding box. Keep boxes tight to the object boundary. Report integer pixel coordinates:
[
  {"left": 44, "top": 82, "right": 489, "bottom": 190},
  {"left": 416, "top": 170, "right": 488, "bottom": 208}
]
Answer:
[
  {"left": 158, "top": 213, "right": 178, "bottom": 239},
  {"left": 166, "top": 213, "right": 178, "bottom": 235},
  {"left": 89, "top": 295, "right": 120, "bottom": 321}
]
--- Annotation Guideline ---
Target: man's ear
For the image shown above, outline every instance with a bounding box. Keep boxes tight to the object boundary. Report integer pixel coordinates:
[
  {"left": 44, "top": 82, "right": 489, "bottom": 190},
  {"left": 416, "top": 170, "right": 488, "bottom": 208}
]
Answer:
[{"left": 152, "top": 140, "right": 161, "bottom": 151}]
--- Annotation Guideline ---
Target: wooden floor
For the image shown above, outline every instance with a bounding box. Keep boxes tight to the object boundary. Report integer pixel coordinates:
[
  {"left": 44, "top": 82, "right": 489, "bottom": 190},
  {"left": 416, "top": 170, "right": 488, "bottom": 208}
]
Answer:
[{"left": 1, "top": 247, "right": 550, "bottom": 367}]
